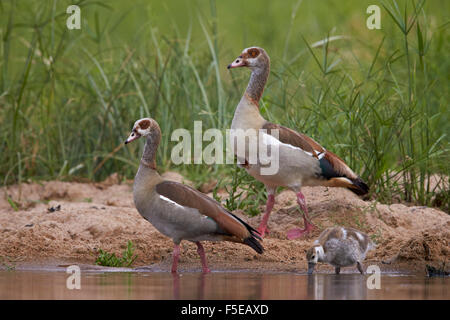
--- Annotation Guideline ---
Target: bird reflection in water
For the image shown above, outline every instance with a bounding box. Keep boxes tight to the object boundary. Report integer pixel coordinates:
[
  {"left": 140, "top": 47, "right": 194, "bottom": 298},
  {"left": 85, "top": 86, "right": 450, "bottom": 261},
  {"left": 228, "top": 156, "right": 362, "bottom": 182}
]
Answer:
[
  {"left": 307, "top": 274, "right": 368, "bottom": 300},
  {"left": 171, "top": 272, "right": 207, "bottom": 300}
]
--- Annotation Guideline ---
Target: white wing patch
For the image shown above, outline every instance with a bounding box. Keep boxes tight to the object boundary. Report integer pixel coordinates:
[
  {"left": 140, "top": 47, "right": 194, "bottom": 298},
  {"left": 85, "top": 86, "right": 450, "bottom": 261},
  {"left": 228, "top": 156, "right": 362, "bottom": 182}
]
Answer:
[
  {"left": 341, "top": 227, "right": 347, "bottom": 239},
  {"left": 315, "top": 245, "right": 325, "bottom": 259},
  {"left": 159, "top": 195, "right": 184, "bottom": 209},
  {"left": 262, "top": 133, "right": 306, "bottom": 153},
  {"left": 261, "top": 132, "right": 325, "bottom": 159},
  {"left": 355, "top": 231, "right": 365, "bottom": 242}
]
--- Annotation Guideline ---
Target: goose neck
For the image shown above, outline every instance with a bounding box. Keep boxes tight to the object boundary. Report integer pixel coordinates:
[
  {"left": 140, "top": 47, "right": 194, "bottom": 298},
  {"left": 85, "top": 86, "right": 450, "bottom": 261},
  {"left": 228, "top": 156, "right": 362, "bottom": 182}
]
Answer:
[
  {"left": 245, "top": 65, "right": 269, "bottom": 104},
  {"left": 141, "top": 133, "right": 160, "bottom": 170}
]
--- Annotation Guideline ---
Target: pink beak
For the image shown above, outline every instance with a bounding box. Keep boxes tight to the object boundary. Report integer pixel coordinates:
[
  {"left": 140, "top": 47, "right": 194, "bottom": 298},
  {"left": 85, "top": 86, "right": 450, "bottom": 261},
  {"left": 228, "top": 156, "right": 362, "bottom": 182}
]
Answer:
[
  {"left": 227, "top": 57, "right": 246, "bottom": 69},
  {"left": 124, "top": 132, "right": 141, "bottom": 144}
]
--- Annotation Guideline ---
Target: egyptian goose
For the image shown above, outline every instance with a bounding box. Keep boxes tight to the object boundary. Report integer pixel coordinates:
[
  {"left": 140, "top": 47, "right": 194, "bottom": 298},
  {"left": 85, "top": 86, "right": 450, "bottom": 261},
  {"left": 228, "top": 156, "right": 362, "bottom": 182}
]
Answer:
[
  {"left": 227, "top": 47, "right": 369, "bottom": 239},
  {"left": 306, "top": 226, "right": 374, "bottom": 274},
  {"left": 125, "top": 118, "right": 263, "bottom": 273}
]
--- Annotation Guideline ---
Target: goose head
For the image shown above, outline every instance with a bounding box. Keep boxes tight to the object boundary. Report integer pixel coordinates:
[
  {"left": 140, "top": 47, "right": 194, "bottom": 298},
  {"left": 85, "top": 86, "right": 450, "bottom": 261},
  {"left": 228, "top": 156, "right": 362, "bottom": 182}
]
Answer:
[
  {"left": 227, "top": 47, "right": 270, "bottom": 72},
  {"left": 125, "top": 118, "right": 160, "bottom": 144},
  {"left": 306, "top": 245, "right": 325, "bottom": 274}
]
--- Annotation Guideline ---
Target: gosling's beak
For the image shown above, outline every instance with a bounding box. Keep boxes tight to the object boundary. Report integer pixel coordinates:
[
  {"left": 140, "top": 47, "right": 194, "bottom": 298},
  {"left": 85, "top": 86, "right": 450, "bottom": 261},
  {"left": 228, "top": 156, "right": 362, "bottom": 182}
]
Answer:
[
  {"left": 124, "top": 132, "right": 141, "bottom": 144},
  {"left": 227, "top": 56, "right": 246, "bottom": 69},
  {"left": 307, "top": 262, "right": 316, "bottom": 275}
]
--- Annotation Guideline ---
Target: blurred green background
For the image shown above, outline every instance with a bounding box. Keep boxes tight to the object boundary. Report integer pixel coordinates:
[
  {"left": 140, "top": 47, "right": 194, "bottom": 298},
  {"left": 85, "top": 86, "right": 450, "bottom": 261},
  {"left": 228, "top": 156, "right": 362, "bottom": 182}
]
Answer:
[{"left": 0, "top": 0, "right": 448, "bottom": 211}]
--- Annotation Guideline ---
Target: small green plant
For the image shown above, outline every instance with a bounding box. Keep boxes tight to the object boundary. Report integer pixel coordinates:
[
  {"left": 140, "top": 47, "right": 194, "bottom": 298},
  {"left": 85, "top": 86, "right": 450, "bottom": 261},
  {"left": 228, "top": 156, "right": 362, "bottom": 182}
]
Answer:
[
  {"left": 218, "top": 167, "right": 267, "bottom": 216},
  {"left": 223, "top": 167, "right": 244, "bottom": 211},
  {"left": 370, "top": 228, "right": 383, "bottom": 245},
  {"left": 0, "top": 256, "right": 16, "bottom": 271},
  {"left": 95, "top": 241, "right": 138, "bottom": 267},
  {"left": 6, "top": 196, "right": 19, "bottom": 211},
  {"left": 239, "top": 179, "right": 267, "bottom": 216},
  {"left": 212, "top": 179, "right": 222, "bottom": 203}
]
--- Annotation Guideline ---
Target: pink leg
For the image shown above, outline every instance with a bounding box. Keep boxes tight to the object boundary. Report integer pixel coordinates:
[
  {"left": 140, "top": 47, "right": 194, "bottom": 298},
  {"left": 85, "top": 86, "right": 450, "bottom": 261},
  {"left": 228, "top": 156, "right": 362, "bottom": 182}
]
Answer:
[
  {"left": 257, "top": 194, "right": 275, "bottom": 238},
  {"left": 171, "top": 243, "right": 181, "bottom": 273},
  {"left": 196, "top": 242, "right": 211, "bottom": 273},
  {"left": 287, "top": 191, "right": 315, "bottom": 239}
]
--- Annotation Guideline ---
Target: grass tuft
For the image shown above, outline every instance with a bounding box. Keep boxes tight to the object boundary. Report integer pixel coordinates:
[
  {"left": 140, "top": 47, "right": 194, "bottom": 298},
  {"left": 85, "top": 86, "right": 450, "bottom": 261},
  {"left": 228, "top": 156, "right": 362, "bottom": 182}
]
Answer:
[
  {"left": 95, "top": 240, "right": 138, "bottom": 268},
  {"left": 0, "top": 0, "right": 448, "bottom": 213}
]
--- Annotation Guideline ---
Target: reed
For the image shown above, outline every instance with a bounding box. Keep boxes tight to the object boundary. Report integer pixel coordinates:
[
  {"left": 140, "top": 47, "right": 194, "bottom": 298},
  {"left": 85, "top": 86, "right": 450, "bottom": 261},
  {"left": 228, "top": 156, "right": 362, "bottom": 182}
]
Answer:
[{"left": 0, "top": 0, "right": 448, "bottom": 212}]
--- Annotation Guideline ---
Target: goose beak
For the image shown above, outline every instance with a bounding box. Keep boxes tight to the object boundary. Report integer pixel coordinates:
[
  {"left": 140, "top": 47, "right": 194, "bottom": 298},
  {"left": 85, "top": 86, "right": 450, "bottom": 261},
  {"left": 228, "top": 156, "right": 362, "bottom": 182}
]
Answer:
[
  {"left": 125, "top": 132, "right": 141, "bottom": 144},
  {"left": 227, "top": 57, "right": 246, "bottom": 69}
]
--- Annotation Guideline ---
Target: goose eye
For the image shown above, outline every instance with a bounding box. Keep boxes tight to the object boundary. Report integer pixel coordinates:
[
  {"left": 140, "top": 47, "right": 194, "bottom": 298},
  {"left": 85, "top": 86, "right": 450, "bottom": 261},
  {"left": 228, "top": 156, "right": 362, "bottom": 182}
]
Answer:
[{"left": 249, "top": 49, "right": 258, "bottom": 58}]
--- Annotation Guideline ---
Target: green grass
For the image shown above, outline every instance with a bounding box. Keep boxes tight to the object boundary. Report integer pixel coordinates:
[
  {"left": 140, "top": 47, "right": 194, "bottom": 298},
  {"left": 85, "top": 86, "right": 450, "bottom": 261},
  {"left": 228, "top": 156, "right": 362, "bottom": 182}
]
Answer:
[
  {"left": 95, "top": 240, "right": 138, "bottom": 267},
  {"left": 0, "top": 0, "right": 448, "bottom": 212},
  {"left": 0, "top": 256, "right": 16, "bottom": 271},
  {"left": 213, "top": 166, "right": 266, "bottom": 216}
]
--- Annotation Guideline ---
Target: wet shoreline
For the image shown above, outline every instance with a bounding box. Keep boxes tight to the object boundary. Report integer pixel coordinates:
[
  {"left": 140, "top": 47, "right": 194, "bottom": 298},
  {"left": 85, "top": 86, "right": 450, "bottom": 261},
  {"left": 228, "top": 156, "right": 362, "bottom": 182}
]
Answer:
[{"left": 1, "top": 268, "right": 447, "bottom": 300}]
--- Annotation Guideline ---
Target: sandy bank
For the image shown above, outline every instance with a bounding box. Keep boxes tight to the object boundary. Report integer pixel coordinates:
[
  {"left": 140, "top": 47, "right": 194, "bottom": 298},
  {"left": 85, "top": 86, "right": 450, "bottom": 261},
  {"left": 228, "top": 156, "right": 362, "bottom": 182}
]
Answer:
[{"left": 1, "top": 173, "right": 448, "bottom": 274}]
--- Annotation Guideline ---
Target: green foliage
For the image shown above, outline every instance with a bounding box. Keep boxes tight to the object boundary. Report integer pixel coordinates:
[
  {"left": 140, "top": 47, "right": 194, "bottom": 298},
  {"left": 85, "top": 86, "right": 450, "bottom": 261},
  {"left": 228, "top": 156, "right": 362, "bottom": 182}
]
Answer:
[
  {"left": 0, "top": 256, "right": 15, "bottom": 271},
  {"left": 213, "top": 166, "right": 267, "bottom": 216},
  {"left": 6, "top": 196, "right": 19, "bottom": 211},
  {"left": 0, "top": 0, "right": 448, "bottom": 212},
  {"left": 95, "top": 241, "right": 138, "bottom": 267}
]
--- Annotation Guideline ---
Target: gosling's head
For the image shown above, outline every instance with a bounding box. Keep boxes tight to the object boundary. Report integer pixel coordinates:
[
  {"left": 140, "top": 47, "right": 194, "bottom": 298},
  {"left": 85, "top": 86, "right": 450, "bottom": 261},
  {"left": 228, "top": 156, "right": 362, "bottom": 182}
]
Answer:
[
  {"left": 227, "top": 47, "right": 270, "bottom": 72},
  {"left": 124, "top": 118, "right": 160, "bottom": 144},
  {"left": 306, "top": 245, "right": 324, "bottom": 275}
]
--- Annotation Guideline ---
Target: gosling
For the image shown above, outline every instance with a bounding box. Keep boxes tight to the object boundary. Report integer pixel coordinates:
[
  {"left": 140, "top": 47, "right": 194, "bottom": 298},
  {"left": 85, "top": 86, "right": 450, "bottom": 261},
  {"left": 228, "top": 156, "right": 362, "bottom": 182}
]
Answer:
[{"left": 306, "top": 226, "right": 374, "bottom": 275}]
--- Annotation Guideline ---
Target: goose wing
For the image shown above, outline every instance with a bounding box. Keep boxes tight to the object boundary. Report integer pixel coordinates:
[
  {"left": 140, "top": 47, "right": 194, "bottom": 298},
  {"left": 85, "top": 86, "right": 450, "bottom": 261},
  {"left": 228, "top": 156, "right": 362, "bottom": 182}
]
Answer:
[
  {"left": 262, "top": 122, "right": 368, "bottom": 195},
  {"left": 155, "top": 181, "right": 263, "bottom": 251}
]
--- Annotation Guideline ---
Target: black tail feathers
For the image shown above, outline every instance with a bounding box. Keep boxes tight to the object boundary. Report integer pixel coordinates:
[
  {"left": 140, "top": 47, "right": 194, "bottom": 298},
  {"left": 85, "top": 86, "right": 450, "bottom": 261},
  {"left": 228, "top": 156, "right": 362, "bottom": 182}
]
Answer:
[
  {"left": 244, "top": 236, "right": 264, "bottom": 254},
  {"left": 348, "top": 177, "right": 369, "bottom": 196}
]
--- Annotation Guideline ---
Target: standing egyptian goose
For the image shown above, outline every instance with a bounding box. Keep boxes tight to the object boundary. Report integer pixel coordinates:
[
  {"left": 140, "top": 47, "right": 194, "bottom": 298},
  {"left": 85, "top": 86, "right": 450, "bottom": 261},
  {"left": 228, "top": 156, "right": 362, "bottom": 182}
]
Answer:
[
  {"left": 306, "top": 226, "right": 374, "bottom": 274},
  {"left": 125, "top": 118, "right": 263, "bottom": 273},
  {"left": 227, "top": 47, "right": 369, "bottom": 239}
]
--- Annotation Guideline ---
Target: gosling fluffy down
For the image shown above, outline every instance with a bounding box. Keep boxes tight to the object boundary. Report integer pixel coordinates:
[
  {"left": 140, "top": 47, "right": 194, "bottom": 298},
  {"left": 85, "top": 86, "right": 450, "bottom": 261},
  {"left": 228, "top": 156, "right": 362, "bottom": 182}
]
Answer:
[{"left": 306, "top": 226, "right": 375, "bottom": 274}]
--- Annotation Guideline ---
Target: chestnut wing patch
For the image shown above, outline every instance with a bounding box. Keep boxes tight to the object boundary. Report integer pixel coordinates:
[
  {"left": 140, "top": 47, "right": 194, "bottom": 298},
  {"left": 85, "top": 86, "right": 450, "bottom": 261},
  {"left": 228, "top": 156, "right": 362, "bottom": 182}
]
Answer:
[
  {"left": 321, "top": 151, "right": 358, "bottom": 180},
  {"left": 262, "top": 122, "right": 357, "bottom": 180},
  {"left": 155, "top": 181, "right": 261, "bottom": 240},
  {"left": 262, "top": 122, "right": 324, "bottom": 157}
]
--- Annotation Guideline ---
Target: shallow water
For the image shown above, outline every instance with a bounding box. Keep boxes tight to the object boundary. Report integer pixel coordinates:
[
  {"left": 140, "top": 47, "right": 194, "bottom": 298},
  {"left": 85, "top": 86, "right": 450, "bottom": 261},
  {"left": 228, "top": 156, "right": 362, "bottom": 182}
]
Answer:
[{"left": 0, "top": 270, "right": 448, "bottom": 300}]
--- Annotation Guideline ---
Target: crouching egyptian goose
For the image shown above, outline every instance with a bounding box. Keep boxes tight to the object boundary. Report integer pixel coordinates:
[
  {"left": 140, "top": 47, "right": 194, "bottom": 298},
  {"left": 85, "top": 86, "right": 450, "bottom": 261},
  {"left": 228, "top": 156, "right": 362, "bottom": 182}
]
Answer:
[
  {"left": 125, "top": 118, "right": 263, "bottom": 273},
  {"left": 306, "top": 226, "right": 374, "bottom": 275},
  {"left": 227, "top": 47, "right": 369, "bottom": 239}
]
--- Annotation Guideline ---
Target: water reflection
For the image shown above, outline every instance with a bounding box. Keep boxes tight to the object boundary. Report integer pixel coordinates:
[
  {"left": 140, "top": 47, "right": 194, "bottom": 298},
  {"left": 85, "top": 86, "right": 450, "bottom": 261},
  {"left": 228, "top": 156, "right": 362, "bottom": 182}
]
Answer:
[
  {"left": 0, "top": 271, "right": 447, "bottom": 300},
  {"left": 307, "top": 274, "right": 368, "bottom": 300}
]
